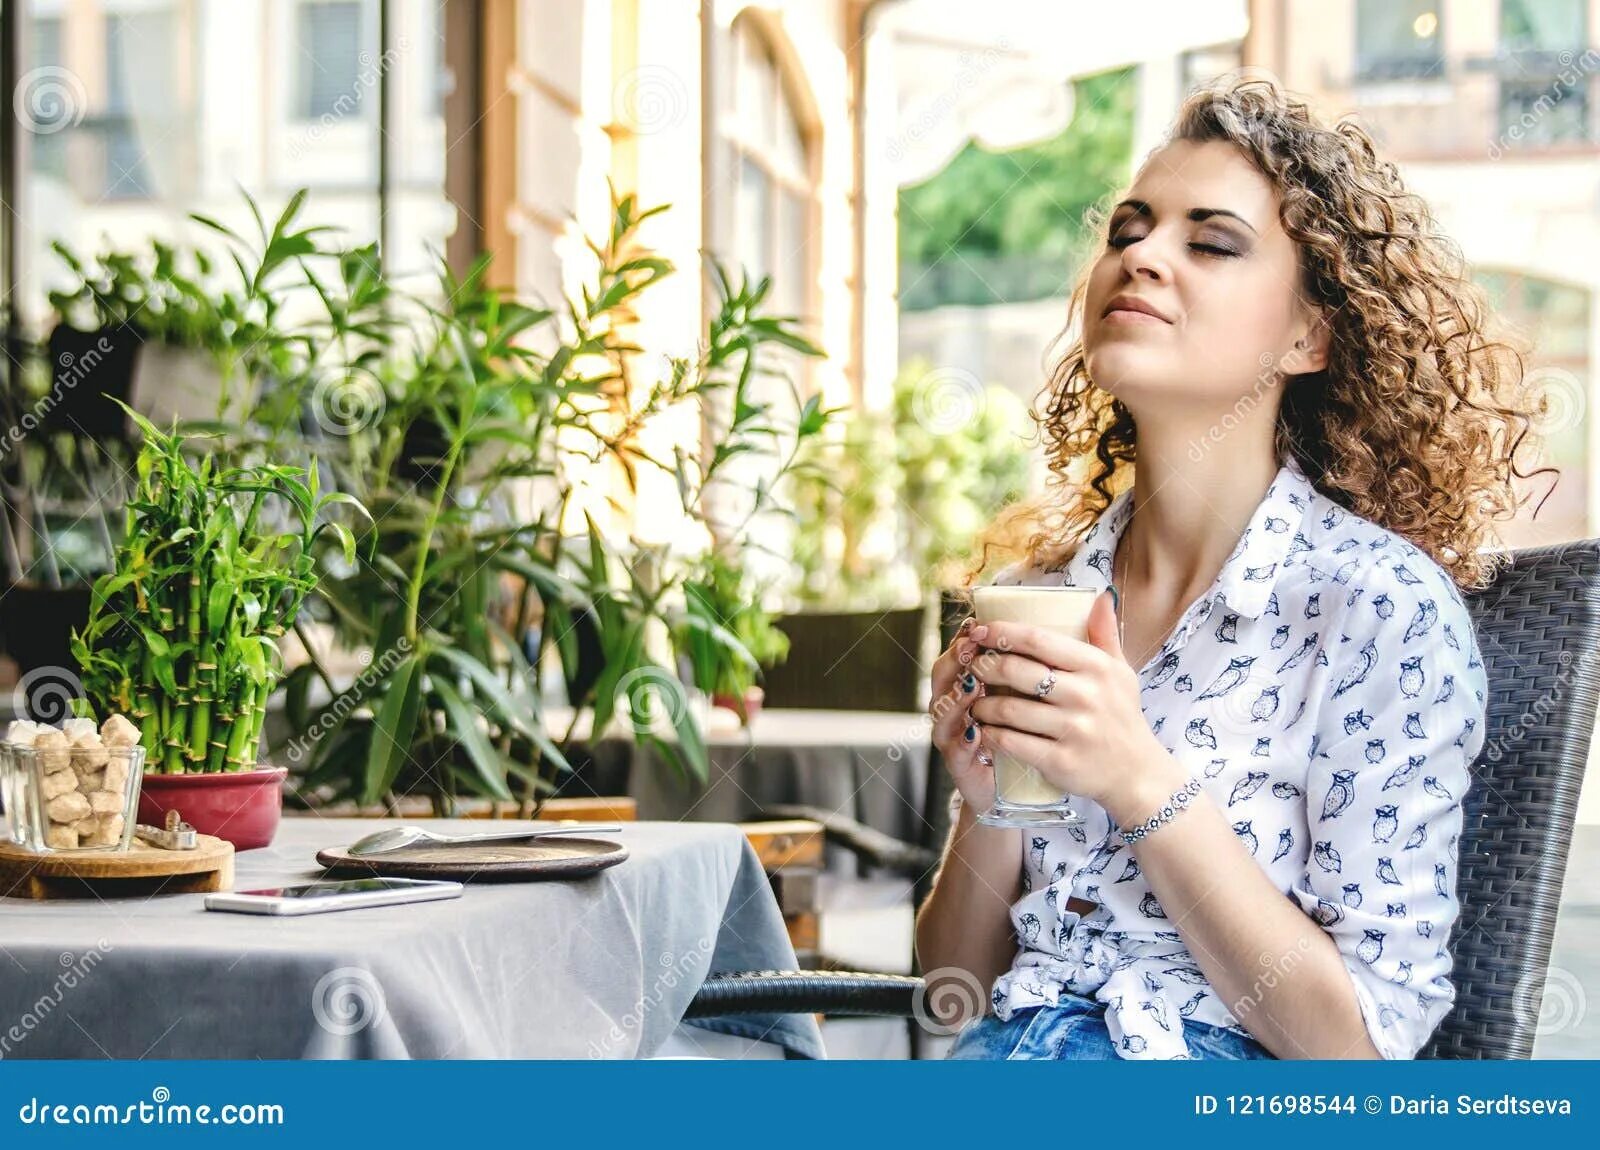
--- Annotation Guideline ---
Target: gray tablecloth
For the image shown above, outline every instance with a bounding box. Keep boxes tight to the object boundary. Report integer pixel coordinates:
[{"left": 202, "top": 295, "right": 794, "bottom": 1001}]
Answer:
[{"left": 0, "top": 818, "right": 822, "bottom": 1060}]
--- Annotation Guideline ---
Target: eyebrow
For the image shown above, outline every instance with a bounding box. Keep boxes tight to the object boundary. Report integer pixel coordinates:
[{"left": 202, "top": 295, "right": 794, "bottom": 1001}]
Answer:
[{"left": 1112, "top": 199, "right": 1260, "bottom": 236}]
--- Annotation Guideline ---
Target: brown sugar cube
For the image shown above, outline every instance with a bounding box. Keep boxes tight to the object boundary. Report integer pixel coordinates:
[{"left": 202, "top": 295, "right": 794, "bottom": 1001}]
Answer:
[
  {"left": 86, "top": 814, "right": 125, "bottom": 847},
  {"left": 100, "top": 714, "right": 141, "bottom": 749},
  {"left": 77, "top": 769, "right": 105, "bottom": 794},
  {"left": 102, "top": 757, "right": 131, "bottom": 795},
  {"left": 34, "top": 730, "right": 71, "bottom": 774},
  {"left": 89, "top": 789, "right": 124, "bottom": 815},
  {"left": 40, "top": 769, "right": 79, "bottom": 801},
  {"left": 71, "top": 816, "right": 99, "bottom": 838},
  {"left": 45, "top": 825, "right": 80, "bottom": 850},
  {"left": 70, "top": 734, "right": 110, "bottom": 773},
  {"left": 46, "top": 790, "right": 92, "bottom": 824}
]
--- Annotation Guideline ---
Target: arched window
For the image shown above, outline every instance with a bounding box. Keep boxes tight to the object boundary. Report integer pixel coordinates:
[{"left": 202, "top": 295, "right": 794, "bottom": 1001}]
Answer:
[
  {"left": 723, "top": 15, "right": 816, "bottom": 338},
  {"left": 701, "top": 14, "right": 819, "bottom": 567}
]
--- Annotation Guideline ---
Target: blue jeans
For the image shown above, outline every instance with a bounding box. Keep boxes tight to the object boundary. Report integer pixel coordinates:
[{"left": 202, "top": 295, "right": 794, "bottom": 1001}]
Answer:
[{"left": 946, "top": 994, "right": 1277, "bottom": 1060}]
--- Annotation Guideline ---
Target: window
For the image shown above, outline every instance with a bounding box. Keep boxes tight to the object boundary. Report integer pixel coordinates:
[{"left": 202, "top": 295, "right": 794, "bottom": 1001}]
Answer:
[
  {"left": 1355, "top": 0, "right": 1443, "bottom": 82},
  {"left": 1178, "top": 42, "right": 1244, "bottom": 99},
  {"left": 1497, "top": 0, "right": 1589, "bottom": 147},
  {"left": 103, "top": 12, "right": 174, "bottom": 199},
  {"left": 1501, "top": 0, "right": 1585, "bottom": 53},
  {"left": 727, "top": 20, "right": 815, "bottom": 327},
  {"left": 12, "top": 1, "right": 455, "bottom": 329},
  {"left": 295, "top": 1, "right": 366, "bottom": 121},
  {"left": 27, "top": 16, "right": 66, "bottom": 181},
  {"left": 709, "top": 17, "right": 818, "bottom": 570}
]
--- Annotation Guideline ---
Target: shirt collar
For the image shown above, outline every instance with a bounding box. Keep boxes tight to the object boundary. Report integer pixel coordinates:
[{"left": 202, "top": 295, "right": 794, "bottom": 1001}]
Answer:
[{"left": 1056, "top": 455, "right": 1316, "bottom": 620}]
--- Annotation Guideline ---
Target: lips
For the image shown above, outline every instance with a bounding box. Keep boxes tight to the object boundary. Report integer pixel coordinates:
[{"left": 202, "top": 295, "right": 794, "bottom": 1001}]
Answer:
[{"left": 1103, "top": 294, "right": 1172, "bottom": 323}]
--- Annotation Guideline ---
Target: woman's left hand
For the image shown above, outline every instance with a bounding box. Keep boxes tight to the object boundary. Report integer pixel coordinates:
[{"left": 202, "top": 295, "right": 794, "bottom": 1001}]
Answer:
[{"left": 968, "top": 589, "right": 1187, "bottom": 828}]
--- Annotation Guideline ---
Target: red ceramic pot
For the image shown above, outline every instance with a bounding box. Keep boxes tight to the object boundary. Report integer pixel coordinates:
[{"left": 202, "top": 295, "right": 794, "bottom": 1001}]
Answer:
[
  {"left": 137, "top": 766, "right": 287, "bottom": 851},
  {"left": 711, "top": 686, "right": 764, "bottom": 725}
]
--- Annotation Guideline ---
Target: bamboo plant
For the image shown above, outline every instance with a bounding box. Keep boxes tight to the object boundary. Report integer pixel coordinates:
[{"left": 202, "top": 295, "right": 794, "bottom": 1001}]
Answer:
[
  {"left": 286, "top": 190, "right": 834, "bottom": 813},
  {"left": 70, "top": 406, "right": 366, "bottom": 773}
]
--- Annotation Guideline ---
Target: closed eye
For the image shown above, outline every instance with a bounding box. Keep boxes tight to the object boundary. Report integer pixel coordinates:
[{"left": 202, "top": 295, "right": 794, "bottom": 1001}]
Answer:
[{"left": 1106, "top": 234, "right": 1241, "bottom": 258}]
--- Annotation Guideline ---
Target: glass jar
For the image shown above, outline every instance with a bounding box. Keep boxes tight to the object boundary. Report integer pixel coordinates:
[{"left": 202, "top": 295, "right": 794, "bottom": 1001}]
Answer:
[{"left": 0, "top": 741, "right": 145, "bottom": 852}]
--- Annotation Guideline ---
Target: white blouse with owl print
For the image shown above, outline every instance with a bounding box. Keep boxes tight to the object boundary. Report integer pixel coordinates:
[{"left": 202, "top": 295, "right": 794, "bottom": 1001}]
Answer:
[{"left": 980, "top": 453, "right": 1487, "bottom": 1060}]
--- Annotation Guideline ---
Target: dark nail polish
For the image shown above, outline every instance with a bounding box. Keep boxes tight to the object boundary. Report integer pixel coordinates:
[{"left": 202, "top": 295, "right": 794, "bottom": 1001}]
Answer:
[
  {"left": 963, "top": 723, "right": 976, "bottom": 742},
  {"left": 961, "top": 672, "right": 976, "bottom": 693},
  {"left": 1109, "top": 584, "right": 1121, "bottom": 615}
]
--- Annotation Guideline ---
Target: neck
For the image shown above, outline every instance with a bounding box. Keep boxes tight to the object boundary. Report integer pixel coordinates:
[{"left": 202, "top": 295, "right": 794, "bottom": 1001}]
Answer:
[{"left": 1117, "top": 417, "right": 1282, "bottom": 599}]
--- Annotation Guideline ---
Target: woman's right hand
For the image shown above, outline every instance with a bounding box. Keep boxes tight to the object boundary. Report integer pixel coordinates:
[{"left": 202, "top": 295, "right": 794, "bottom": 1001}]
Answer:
[{"left": 929, "top": 616, "right": 998, "bottom": 811}]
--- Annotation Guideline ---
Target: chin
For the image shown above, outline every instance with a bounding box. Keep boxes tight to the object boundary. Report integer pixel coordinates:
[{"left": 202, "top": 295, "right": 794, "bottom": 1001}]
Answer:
[{"left": 1083, "top": 344, "right": 1176, "bottom": 400}]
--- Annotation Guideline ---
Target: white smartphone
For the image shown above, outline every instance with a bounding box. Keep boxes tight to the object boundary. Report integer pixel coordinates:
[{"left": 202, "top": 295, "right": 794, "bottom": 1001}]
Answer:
[{"left": 204, "top": 876, "right": 464, "bottom": 916}]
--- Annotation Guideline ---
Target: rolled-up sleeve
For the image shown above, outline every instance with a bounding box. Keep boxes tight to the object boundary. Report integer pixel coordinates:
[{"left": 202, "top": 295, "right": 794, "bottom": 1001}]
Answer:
[{"left": 1288, "top": 559, "right": 1487, "bottom": 1059}]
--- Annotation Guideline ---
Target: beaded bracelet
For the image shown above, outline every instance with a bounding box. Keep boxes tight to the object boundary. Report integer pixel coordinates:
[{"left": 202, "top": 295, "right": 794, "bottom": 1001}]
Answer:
[{"left": 1118, "top": 777, "right": 1204, "bottom": 843}]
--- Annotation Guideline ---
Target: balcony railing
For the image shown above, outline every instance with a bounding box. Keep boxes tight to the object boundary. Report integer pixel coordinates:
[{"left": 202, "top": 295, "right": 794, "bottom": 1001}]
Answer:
[{"left": 1323, "top": 48, "right": 1599, "bottom": 157}]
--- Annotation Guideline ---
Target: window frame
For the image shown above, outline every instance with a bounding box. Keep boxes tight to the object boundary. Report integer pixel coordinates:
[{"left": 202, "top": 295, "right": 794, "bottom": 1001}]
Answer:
[{"left": 722, "top": 16, "right": 819, "bottom": 354}]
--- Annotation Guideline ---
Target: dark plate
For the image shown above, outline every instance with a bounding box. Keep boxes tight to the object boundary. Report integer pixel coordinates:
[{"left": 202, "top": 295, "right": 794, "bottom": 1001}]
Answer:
[{"left": 315, "top": 837, "right": 628, "bottom": 882}]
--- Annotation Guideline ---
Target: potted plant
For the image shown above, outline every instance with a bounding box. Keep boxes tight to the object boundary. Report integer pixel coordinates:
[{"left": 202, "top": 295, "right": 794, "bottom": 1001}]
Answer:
[
  {"left": 46, "top": 188, "right": 343, "bottom": 436},
  {"left": 69, "top": 406, "right": 365, "bottom": 849},
  {"left": 670, "top": 550, "right": 790, "bottom": 727},
  {"left": 284, "top": 191, "right": 831, "bottom": 815}
]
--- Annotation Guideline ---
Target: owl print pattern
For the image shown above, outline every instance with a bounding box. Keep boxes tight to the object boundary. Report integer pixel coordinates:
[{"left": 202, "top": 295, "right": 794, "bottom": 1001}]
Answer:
[{"left": 983, "top": 454, "right": 1486, "bottom": 1060}]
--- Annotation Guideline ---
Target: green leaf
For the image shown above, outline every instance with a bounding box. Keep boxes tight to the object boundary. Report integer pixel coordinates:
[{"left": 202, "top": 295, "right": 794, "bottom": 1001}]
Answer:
[
  {"left": 588, "top": 617, "right": 646, "bottom": 739},
  {"left": 433, "top": 678, "right": 514, "bottom": 801},
  {"left": 282, "top": 662, "right": 315, "bottom": 733},
  {"left": 650, "top": 669, "right": 707, "bottom": 784},
  {"left": 363, "top": 653, "right": 423, "bottom": 803},
  {"left": 428, "top": 645, "right": 535, "bottom": 736}
]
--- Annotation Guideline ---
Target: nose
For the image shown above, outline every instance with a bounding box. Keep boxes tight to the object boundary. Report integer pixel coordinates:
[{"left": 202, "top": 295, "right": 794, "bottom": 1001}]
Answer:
[{"left": 1118, "top": 226, "right": 1175, "bottom": 284}]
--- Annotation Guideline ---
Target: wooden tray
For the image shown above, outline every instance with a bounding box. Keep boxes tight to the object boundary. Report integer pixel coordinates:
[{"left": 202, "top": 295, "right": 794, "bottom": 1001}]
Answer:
[
  {"left": 0, "top": 835, "right": 235, "bottom": 900},
  {"left": 315, "top": 837, "right": 628, "bottom": 882}
]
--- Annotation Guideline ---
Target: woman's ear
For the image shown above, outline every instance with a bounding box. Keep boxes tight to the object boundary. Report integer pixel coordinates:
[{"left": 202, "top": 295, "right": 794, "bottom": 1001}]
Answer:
[{"left": 1284, "top": 309, "right": 1332, "bottom": 377}]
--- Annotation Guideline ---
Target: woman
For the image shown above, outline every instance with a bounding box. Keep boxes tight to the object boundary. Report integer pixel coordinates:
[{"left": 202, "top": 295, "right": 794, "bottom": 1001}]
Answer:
[{"left": 917, "top": 77, "right": 1548, "bottom": 1061}]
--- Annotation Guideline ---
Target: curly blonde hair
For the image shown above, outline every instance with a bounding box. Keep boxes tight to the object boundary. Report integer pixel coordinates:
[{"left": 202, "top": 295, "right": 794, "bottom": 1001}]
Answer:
[{"left": 965, "top": 76, "right": 1552, "bottom": 593}]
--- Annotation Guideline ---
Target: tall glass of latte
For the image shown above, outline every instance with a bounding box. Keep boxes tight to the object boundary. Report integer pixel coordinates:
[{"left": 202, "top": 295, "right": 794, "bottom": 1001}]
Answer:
[{"left": 969, "top": 585, "right": 1100, "bottom": 828}]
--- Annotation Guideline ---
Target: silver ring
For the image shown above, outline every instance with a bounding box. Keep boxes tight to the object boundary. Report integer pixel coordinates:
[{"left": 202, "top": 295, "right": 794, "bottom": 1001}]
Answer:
[{"left": 1033, "top": 668, "right": 1057, "bottom": 699}]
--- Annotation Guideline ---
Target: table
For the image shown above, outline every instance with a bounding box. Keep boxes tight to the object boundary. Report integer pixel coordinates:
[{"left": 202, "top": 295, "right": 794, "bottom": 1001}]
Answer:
[
  {"left": 0, "top": 818, "right": 823, "bottom": 1060},
  {"left": 546, "top": 706, "right": 936, "bottom": 847}
]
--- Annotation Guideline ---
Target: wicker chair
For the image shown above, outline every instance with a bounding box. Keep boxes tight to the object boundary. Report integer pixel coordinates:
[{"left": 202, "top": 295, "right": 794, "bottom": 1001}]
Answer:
[
  {"left": 759, "top": 606, "right": 929, "bottom": 711},
  {"left": 690, "top": 541, "right": 1600, "bottom": 1059}
]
